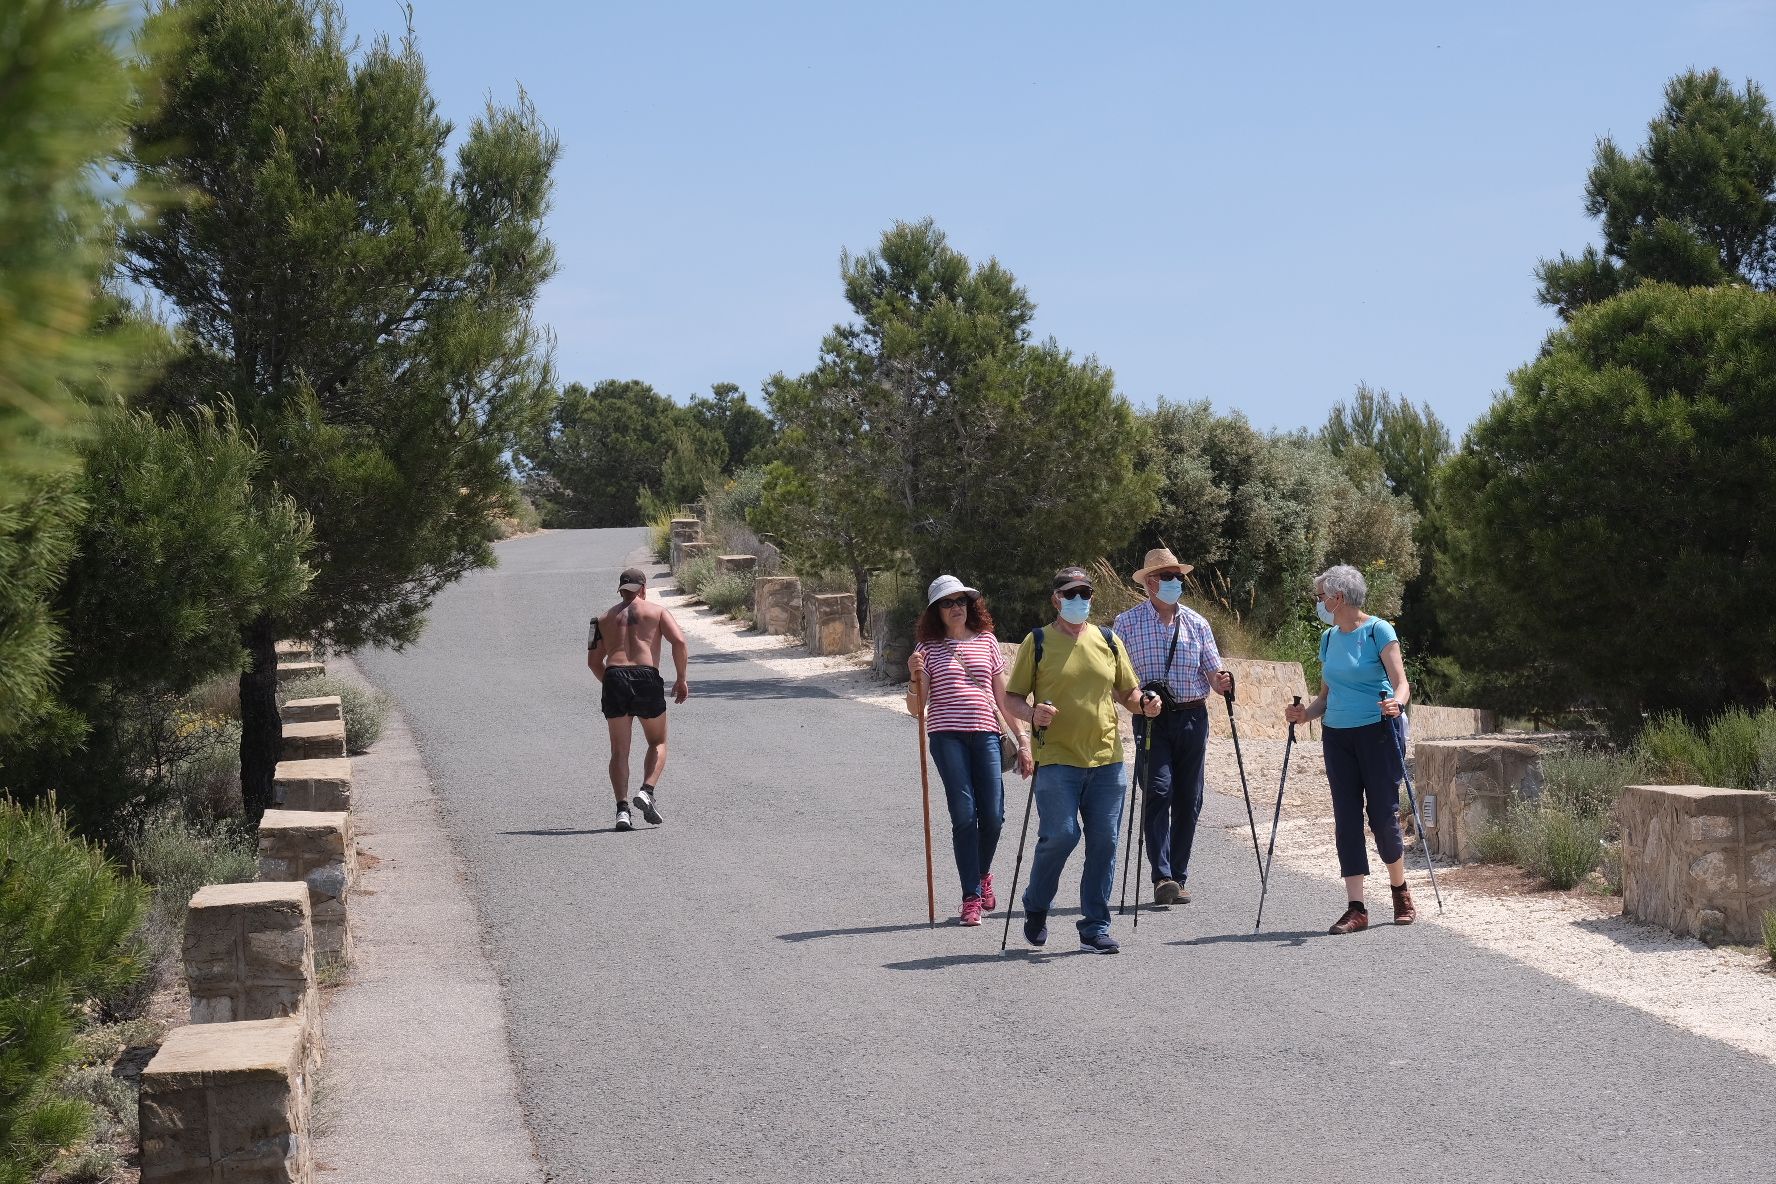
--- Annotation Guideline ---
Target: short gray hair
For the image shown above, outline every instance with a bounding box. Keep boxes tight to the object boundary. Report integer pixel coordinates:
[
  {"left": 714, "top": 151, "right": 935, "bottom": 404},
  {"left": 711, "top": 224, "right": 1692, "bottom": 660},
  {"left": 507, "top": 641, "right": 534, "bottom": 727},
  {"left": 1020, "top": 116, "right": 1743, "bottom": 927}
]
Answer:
[{"left": 1315, "top": 564, "right": 1367, "bottom": 609}]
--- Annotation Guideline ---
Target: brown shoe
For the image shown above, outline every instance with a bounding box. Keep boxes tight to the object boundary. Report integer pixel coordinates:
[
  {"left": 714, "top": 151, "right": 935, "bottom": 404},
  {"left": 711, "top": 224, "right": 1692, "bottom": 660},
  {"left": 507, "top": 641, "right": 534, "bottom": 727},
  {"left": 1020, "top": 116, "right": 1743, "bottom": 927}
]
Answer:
[
  {"left": 1328, "top": 903, "right": 1369, "bottom": 935},
  {"left": 1154, "top": 879, "right": 1181, "bottom": 905},
  {"left": 1391, "top": 883, "right": 1417, "bottom": 925}
]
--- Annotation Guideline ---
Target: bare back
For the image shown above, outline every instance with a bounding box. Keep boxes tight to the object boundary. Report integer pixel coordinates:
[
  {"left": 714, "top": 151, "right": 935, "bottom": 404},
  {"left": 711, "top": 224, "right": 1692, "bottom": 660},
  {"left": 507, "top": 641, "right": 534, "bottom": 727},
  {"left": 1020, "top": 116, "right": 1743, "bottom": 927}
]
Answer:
[{"left": 592, "top": 593, "right": 672, "bottom": 667}]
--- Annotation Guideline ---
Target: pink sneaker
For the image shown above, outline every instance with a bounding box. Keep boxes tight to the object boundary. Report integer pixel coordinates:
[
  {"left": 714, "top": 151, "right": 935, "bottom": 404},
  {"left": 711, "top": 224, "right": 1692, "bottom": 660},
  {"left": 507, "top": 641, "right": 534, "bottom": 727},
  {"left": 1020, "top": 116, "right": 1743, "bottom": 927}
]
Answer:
[
  {"left": 979, "top": 873, "right": 996, "bottom": 912},
  {"left": 960, "top": 896, "right": 984, "bottom": 926}
]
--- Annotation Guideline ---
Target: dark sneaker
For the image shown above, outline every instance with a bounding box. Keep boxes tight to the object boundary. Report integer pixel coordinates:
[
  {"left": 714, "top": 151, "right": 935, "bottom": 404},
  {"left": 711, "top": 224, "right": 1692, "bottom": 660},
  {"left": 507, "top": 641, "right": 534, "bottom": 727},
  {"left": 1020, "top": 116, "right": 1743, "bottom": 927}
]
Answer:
[
  {"left": 1154, "top": 879, "right": 1181, "bottom": 905},
  {"left": 1022, "top": 909, "right": 1048, "bottom": 947},
  {"left": 1391, "top": 883, "right": 1417, "bottom": 925},
  {"left": 614, "top": 806, "right": 633, "bottom": 832},
  {"left": 1078, "top": 931, "right": 1121, "bottom": 955},
  {"left": 1328, "top": 903, "right": 1368, "bottom": 935},
  {"left": 634, "top": 787, "right": 663, "bottom": 825}
]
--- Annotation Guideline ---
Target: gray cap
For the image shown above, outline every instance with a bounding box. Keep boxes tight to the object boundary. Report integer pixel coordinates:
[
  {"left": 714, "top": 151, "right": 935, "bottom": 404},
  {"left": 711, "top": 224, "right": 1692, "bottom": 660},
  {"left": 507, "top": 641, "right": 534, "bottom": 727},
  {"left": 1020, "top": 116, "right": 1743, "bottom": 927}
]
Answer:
[{"left": 1052, "top": 566, "right": 1092, "bottom": 594}]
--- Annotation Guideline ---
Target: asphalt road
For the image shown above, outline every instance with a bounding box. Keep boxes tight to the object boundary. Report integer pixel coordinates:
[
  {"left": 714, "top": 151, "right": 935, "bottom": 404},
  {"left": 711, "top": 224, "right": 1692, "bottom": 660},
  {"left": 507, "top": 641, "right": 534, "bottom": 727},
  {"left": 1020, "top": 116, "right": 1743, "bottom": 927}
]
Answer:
[{"left": 357, "top": 529, "right": 1774, "bottom": 1184}]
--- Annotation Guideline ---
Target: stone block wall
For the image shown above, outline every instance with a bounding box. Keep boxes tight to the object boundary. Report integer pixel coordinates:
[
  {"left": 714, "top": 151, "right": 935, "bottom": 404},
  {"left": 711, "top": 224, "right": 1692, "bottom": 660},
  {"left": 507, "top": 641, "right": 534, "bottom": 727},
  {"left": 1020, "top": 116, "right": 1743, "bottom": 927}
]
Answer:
[
  {"left": 274, "top": 640, "right": 313, "bottom": 662},
  {"left": 668, "top": 518, "right": 701, "bottom": 568},
  {"left": 1207, "top": 659, "right": 1318, "bottom": 741},
  {"left": 274, "top": 660, "right": 325, "bottom": 685},
  {"left": 1408, "top": 704, "right": 1500, "bottom": 739},
  {"left": 280, "top": 719, "right": 346, "bottom": 761},
  {"left": 804, "top": 593, "right": 863, "bottom": 656},
  {"left": 184, "top": 883, "right": 317, "bottom": 1033},
  {"left": 257, "top": 811, "right": 353, "bottom": 965},
  {"left": 675, "top": 541, "right": 713, "bottom": 574},
  {"left": 1414, "top": 739, "right": 1545, "bottom": 861},
  {"left": 754, "top": 576, "right": 803, "bottom": 635},
  {"left": 280, "top": 696, "right": 342, "bottom": 725},
  {"left": 139, "top": 1017, "right": 311, "bottom": 1184},
  {"left": 1619, "top": 785, "right": 1776, "bottom": 944},
  {"left": 273, "top": 758, "right": 352, "bottom": 812}
]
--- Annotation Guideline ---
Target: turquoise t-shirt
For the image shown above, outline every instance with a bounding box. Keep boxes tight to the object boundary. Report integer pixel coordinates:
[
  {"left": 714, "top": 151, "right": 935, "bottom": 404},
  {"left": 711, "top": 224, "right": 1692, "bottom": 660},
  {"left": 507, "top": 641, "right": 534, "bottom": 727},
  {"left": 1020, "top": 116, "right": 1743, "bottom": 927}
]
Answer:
[{"left": 1319, "top": 617, "right": 1399, "bottom": 729}]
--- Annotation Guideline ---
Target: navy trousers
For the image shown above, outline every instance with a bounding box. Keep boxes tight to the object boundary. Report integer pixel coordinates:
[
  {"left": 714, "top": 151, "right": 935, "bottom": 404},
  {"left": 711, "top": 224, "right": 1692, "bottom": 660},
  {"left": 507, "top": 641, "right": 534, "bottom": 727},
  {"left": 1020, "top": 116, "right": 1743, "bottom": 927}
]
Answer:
[{"left": 1135, "top": 703, "right": 1209, "bottom": 885}]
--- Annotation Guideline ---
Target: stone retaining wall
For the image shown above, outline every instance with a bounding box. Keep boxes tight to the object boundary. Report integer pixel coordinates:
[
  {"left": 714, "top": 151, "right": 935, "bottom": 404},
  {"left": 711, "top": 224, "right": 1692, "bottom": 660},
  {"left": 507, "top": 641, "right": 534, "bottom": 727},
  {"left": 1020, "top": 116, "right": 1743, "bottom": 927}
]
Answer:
[
  {"left": 1414, "top": 739, "right": 1544, "bottom": 862},
  {"left": 280, "top": 719, "right": 346, "bottom": 761},
  {"left": 274, "top": 758, "right": 352, "bottom": 812},
  {"left": 1209, "top": 659, "right": 1318, "bottom": 741},
  {"left": 139, "top": 1017, "right": 311, "bottom": 1183},
  {"left": 280, "top": 696, "right": 342, "bottom": 725},
  {"left": 754, "top": 576, "right": 802, "bottom": 634},
  {"left": 257, "top": 811, "right": 353, "bottom": 965},
  {"left": 804, "top": 593, "right": 863, "bottom": 655},
  {"left": 1619, "top": 785, "right": 1776, "bottom": 944},
  {"left": 274, "top": 660, "right": 325, "bottom": 685},
  {"left": 1409, "top": 704, "right": 1500, "bottom": 739},
  {"left": 184, "top": 882, "right": 317, "bottom": 1033}
]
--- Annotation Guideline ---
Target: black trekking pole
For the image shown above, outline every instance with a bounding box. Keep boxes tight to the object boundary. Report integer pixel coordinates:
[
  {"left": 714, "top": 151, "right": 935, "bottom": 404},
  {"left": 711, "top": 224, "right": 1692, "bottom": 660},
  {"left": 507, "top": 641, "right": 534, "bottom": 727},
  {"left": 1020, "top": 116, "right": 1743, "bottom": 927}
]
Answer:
[
  {"left": 1117, "top": 715, "right": 1151, "bottom": 915},
  {"left": 1000, "top": 702, "right": 1052, "bottom": 952},
  {"left": 1129, "top": 716, "right": 1154, "bottom": 928},
  {"left": 1222, "top": 671, "right": 1266, "bottom": 886},
  {"left": 1384, "top": 695, "right": 1444, "bottom": 913},
  {"left": 1254, "top": 695, "right": 1302, "bottom": 933}
]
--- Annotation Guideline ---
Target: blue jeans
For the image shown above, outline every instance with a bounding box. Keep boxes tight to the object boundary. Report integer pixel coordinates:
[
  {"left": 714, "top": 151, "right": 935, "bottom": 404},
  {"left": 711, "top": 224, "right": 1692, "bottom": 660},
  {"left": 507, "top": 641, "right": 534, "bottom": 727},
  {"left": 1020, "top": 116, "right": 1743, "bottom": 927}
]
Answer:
[
  {"left": 926, "top": 731, "right": 1006, "bottom": 898},
  {"left": 1021, "top": 761, "right": 1126, "bottom": 939},
  {"left": 1135, "top": 704, "right": 1208, "bottom": 884}
]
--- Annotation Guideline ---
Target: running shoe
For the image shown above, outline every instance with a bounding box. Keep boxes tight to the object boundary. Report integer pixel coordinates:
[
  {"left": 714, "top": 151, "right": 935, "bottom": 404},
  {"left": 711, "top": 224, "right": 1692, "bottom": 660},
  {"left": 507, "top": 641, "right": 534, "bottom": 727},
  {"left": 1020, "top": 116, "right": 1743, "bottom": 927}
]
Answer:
[
  {"left": 979, "top": 872, "right": 996, "bottom": 912},
  {"left": 614, "top": 806, "right": 633, "bottom": 832},
  {"left": 633, "top": 787, "right": 663, "bottom": 825},
  {"left": 1078, "top": 931, "right": 1121, "bottom": 955},
  {"left": 960, "top": 896, "right": 983, "bottom": 927},
  {"left": 1022, "top": 909, "right": 1048, "bottom": 947}
]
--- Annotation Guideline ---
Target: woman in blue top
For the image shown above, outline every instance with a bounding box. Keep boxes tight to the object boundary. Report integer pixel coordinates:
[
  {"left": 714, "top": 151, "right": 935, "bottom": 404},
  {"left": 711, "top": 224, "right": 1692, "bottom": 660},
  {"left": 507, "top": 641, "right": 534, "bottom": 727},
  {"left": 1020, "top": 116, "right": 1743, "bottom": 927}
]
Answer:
[{"left": 1284, "top": 565, "right": 1416, "bottom": 935}]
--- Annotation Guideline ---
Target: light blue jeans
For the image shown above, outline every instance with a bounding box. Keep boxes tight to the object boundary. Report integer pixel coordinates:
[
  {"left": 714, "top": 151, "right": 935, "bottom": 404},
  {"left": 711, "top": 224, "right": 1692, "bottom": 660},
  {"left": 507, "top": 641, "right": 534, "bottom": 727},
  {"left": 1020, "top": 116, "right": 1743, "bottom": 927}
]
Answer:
[{"left": 1020, "top": 761, "right": 1126, "bottom": 939}]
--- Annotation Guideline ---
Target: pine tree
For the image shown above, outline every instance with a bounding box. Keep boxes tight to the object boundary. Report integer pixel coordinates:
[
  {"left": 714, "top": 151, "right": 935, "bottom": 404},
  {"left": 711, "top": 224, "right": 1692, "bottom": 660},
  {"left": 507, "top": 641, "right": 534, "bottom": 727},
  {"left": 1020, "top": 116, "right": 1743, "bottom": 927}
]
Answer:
[{"left": 123, "top": 0, "right": 559, "bottom": 815}]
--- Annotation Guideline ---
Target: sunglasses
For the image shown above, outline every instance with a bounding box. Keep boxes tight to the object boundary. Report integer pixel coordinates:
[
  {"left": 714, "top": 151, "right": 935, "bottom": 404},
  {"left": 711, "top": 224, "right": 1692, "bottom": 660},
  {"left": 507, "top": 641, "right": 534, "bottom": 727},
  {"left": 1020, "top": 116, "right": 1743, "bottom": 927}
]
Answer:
[
  {"left": 1058, "top": 588, "right": 1093, "bottom": 601},
  {"left": 937, "top": 596, "right": 971, "bottom": 609}
]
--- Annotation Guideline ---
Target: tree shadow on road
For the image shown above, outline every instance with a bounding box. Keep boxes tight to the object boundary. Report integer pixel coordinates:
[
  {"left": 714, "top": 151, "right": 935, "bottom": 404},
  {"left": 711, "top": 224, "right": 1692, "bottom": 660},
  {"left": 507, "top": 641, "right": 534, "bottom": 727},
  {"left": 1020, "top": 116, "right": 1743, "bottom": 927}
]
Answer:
[
  {"left": 1172, "top": 929, "right": 1319, "bottom": 949},
  {"left": 692, "top": 678, "right": 837, "bottom": 701}
]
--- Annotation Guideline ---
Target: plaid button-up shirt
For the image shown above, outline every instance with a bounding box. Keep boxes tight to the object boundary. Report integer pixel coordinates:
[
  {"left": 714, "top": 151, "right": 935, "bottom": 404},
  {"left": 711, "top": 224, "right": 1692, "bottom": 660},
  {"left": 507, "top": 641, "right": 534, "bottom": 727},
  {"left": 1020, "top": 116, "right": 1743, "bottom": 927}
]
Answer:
[{"left": 1112, "top": 600, "right": 1223, "bottom": 702}]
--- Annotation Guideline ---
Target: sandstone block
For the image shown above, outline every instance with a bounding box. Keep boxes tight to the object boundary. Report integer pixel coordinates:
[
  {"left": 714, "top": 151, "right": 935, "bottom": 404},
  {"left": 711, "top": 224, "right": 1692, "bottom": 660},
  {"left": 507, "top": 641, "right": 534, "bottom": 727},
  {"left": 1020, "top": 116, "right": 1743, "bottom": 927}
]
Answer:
[
  {"left": 1407, "top": 704, "right": 1500, "bottom": 739},
  {"left": 716, "top": 553, "right": 757, "bottom": 574},
  {"left": 274, "top": 639, "right": 313, "bottom": 662},
  {"left": 280, "top": 696, "right": 342, "bottom": 725},
  {"left": 754, "top": 576, "right": 803, "bottom": 635},
  {"left": 139, "top": 1017, "right": 310, "bottom": 1184},
  {"left": 1619, "top": 785, "right": 1776, "bottom": 944},
  {"left": 280, "top": 719, "right": 346, "bottom": 762},
  {"left": 274, "top": 661, "right": 325, "bottom": 685},
  {"left": 804, "top": 593, "right": 863, "bottom": 656},
  {"left": 674, "top": 541, "right": 714, "bottom": 575},
  {"left": 184, "top": 883, "right": 316, "bottom": 1039},
  {"left": 1415, "top": 739, "right": 1544, "bottom": 862},
  {"left": 273, "top": 758, "right": 352, "bottom": 812},
  {"left": 1206, "top": 659, "right": 1319, "bottom": 742},
  {"left": 257, "top": 811, "right": 353, "bottom": 965}
]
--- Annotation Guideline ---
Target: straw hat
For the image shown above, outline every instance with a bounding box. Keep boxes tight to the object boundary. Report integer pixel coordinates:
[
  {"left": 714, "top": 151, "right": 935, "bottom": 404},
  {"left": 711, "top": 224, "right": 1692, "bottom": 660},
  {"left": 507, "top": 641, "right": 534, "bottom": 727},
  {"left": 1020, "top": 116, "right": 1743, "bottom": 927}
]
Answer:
[{"left": 1131, "top": 547, "right": 1194, "bottom": 584}]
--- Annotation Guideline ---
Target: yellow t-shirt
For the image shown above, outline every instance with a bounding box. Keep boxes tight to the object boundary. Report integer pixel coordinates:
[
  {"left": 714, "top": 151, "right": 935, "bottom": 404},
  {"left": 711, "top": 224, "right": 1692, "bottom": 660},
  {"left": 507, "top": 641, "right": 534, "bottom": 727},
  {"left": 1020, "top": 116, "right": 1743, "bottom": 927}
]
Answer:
[{"left": 1006, "top": 624, "right": 1139, "bottom": 768}]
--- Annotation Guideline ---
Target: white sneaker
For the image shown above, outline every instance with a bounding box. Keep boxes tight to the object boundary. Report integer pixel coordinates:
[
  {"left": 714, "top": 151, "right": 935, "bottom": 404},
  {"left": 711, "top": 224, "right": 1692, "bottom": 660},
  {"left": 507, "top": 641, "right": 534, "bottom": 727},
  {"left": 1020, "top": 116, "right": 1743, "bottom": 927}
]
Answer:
[
  {"left": 633, "top": 788, "right": 663, "bottom": 825},
  {"left": 615, "top": 806, "right": 634, "bottom": 831}
]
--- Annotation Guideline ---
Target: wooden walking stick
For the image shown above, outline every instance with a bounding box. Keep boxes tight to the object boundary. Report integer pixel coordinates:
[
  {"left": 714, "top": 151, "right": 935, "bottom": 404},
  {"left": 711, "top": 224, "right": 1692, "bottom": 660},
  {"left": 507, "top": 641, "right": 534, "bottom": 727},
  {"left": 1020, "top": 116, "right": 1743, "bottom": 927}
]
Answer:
[{"left": 914, "top": 670, "right": 936, "bottom": 928}]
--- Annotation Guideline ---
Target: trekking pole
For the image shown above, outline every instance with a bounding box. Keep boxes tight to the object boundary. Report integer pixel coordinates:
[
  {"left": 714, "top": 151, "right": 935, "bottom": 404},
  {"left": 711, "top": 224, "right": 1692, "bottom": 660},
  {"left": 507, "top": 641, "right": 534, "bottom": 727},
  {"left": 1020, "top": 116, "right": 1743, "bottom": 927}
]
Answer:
[
  {"left": 1000, "top": 702, "right": 1052, "bottom": 952},
  {"left": 1222, "top": 672, "right": 1266, "bottom": 885},
  {"left": 1384, "top": 695, "right": 1444, "bottom": 913},
  {"left": 1254, "top": 695, "right": 1302, "bottom": 933},
  {"left": 1130, "top": 717, "right": 1153, "bottom": 929},
  {"left": 914, "top": 673, "right": 935, "bottom": 929},
  {"left": 1117, "top": 717, "right": 1144, "bottom": 915}
]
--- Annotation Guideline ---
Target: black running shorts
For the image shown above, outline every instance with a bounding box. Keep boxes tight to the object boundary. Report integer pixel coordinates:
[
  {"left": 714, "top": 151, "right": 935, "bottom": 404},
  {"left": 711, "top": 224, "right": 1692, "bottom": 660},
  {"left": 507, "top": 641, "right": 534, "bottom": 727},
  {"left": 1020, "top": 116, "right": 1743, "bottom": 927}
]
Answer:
[{"left": 602, "top": 665, "right": 667, "bottom": 720}]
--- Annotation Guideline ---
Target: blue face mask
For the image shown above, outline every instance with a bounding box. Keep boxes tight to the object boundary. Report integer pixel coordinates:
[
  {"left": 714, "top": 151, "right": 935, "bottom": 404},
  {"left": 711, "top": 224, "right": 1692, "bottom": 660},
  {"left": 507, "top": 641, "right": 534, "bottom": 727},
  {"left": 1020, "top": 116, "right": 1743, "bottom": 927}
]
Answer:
[
  {"left": 1316, "top": 600, "right": 1335, "bottom": 626},
  {"left": 1156, "top": 578, "right": 1183, "bottom": 605},
  {"left": 1059, "top": 597, "right": 1092, "bottom": 625}
]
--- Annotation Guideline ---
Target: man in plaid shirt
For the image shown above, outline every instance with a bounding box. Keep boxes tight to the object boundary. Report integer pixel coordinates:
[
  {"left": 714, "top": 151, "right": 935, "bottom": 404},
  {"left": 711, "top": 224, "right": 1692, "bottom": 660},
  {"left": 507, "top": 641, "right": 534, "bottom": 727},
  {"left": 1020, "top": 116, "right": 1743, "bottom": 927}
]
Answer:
[{"left": 1112, "top": 547, "right": 1233, "bottom": 905}]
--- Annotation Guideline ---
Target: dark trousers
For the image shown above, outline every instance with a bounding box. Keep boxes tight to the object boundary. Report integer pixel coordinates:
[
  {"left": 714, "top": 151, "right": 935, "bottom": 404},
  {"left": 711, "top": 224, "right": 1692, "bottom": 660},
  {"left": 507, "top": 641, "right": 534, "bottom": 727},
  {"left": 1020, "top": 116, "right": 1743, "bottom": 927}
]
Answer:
[
  {"left": 1322, "top": 718, "right": 1407, "bottom": 877},
  {"left": 1134, "top": 703, "right": 1208, "bottom": 885},
  {"left": 926, "top": 730, "right": 1006, "bottom": 898}
]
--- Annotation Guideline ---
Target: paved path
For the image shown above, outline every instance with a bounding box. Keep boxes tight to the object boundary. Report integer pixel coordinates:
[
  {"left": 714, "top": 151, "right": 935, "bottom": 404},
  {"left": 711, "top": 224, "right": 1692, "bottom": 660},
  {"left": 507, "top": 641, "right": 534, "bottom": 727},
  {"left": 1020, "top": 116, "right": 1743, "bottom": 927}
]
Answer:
[{"left": 357, "top": 529, "right": 1774, "bottom": 1184}]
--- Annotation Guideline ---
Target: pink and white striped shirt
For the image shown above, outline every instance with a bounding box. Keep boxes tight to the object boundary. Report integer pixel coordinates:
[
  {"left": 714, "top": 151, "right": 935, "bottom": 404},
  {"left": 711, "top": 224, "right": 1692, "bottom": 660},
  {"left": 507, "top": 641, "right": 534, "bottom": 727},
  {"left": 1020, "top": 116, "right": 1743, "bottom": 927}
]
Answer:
[{"left": 915, "top": 634, "right": 1005, "bottom": 733}]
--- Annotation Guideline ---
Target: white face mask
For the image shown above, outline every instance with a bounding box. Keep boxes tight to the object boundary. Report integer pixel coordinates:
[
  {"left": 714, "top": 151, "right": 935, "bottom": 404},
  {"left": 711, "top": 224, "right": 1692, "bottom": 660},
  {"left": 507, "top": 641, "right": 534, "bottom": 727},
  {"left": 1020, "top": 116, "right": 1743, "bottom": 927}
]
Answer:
[
  {"left": 1156, "top": 578, "right": 1183, "bottom": 605},
  {"left": 1316, "top": 600, "right": 1336, "bottom": 626}
]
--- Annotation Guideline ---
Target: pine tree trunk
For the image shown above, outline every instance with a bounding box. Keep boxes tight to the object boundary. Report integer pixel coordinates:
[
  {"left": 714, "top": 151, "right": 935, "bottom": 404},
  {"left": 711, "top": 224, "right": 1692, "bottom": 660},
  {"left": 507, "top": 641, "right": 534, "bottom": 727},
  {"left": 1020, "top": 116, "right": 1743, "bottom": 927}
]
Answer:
[
  {"left": 239, "top": 615, "right": 281, "bottom": 823},
  {"left": 852, "top": 562, "right": 870, "bottom": 630}
]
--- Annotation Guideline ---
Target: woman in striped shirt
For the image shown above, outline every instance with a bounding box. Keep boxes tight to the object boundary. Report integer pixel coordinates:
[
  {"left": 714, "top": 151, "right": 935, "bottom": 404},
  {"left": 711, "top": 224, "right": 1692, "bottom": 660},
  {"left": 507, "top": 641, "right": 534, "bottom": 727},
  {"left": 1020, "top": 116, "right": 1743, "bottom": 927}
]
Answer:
[{"left": 904, "top": 575, "right": 1020, "bottom": 927}]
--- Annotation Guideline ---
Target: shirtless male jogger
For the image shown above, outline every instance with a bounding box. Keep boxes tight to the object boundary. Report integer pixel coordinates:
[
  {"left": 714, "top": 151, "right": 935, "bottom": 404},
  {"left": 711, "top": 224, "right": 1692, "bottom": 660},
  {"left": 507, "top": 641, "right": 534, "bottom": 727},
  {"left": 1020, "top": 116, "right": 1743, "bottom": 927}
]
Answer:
[{"left": 588, "top": 567, "right": 690, "bottom": 831}]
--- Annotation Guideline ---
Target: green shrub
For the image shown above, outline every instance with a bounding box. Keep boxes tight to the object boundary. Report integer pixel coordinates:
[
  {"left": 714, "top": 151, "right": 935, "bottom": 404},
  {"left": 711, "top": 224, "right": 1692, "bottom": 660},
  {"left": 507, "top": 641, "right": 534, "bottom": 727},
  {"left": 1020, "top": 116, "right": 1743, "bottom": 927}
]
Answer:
[
  {"left": 1635, "top": 706, "right": 1776, "bottom": 789},
  {"left": 1476, "top": 798, "right": 1606, "bottom": 889},
  {"left": 1475, "top": 801, "right": 1531, "bottom": 866},
  {"left": 278, "top": 674, "right": 390, "bottom": 754},
  {"left": 677, "top": 553, "right": 717, "bottom": 597},
  {"left": 700, "top": 571, "right": 752, "bottom": 617},
  {"left": 1764, "top": 910, "right": 1776, "bottom": 963},
  {"left": 0, "top": 800, "right": 147, "bottom": 1184},
  {"left": 164, "top": 719, "right": 243, "bottom": 820},
  {"left": 705, "top": 466, "right": 766, "bottom": 531},
  {"left": 1540, "top": 748, "right": 1642, "bottom": 825}
]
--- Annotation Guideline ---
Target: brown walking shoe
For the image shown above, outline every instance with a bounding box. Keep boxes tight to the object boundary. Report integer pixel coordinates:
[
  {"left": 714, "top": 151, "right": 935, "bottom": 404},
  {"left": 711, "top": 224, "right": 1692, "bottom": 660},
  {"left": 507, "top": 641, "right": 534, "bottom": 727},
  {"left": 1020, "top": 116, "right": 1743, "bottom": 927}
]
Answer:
[
  {"left": 1391, "top": 883, "right": 1417, "bottom": 925},
  {"left": 1328, "top": 903, "right": 1369, "bottom": 935},
  {"left": 1154, "top": 879, "right": 1181, "bottom": 905}
]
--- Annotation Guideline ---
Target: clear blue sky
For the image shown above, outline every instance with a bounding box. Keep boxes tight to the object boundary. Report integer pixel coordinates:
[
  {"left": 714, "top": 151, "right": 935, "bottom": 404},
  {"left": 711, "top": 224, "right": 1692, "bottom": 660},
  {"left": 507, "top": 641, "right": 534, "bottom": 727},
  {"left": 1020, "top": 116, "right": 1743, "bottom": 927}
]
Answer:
[{"left": 339, "top": 0, "right": 1776, "bottom": 435}]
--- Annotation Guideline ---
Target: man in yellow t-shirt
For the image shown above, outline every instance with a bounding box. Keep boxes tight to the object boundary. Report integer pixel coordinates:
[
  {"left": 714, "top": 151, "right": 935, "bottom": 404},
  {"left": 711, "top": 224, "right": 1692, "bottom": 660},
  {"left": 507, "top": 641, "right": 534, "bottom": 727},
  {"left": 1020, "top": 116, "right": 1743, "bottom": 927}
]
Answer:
[{"left": 1001, "top": 566, "right": 1160, "bottom": 954}]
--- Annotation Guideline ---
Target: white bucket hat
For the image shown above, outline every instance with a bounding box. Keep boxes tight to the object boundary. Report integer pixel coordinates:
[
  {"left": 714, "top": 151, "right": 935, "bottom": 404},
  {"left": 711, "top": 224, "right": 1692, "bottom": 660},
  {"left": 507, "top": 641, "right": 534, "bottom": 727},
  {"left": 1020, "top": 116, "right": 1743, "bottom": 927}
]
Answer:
[{"left": 926, "top": 574, "right": 980, "bottom": 606}]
